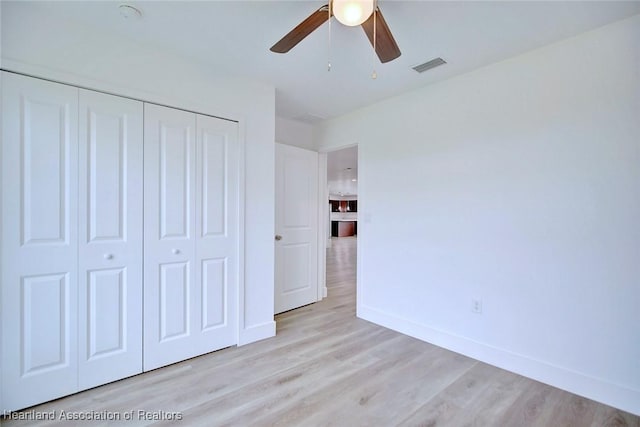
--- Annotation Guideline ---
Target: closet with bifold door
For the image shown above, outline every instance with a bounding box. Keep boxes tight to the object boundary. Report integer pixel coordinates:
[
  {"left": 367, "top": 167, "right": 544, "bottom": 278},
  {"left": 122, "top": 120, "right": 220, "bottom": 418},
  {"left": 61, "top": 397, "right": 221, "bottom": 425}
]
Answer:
[
  {"left": 143, "top": 104, "right": 239, "bottom": 372},
  {"left": 0, "top": 71, "right": 240, "bottom": 412}
]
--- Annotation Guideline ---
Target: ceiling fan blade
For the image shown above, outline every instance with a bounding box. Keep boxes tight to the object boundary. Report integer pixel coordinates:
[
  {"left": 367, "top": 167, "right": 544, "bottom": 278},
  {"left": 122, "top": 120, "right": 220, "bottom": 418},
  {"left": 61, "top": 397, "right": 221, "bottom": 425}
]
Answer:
[
  {"left": 270, "top": 5, "right": 331, "bottom": 53},
  {"left": 361, "top": 7, "right": 401, "bottom": 63}
]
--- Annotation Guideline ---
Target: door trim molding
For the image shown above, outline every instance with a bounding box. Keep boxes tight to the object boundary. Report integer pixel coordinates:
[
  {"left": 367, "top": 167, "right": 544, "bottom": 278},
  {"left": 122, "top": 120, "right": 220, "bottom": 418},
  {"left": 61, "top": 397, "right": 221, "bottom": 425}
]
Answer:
[{"left": 317, "top": 152, "right": 328, "bottom": 301}]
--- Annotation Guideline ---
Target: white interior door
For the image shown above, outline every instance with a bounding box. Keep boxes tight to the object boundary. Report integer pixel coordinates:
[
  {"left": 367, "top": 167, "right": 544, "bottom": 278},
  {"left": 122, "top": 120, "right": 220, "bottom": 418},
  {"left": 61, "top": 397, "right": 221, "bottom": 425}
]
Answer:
[
  {"left": 275, "top": 143, "right": 319, "bottom": 314},
  {"left": 144, "top": 104, "right": 238, "bottom": 371},
  {"left": 1, "top": 72, "right": 79, "bottom": 411},
  {"left": 78, "top": 89, "right": 143, "bottom": 390}
]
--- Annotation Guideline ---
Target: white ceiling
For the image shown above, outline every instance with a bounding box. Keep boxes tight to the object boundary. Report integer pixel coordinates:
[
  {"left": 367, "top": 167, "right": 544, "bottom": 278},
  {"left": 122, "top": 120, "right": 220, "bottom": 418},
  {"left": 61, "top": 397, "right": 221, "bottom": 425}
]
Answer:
[{"left": 2, "top": 1, "right": 639, "bottom": 124}]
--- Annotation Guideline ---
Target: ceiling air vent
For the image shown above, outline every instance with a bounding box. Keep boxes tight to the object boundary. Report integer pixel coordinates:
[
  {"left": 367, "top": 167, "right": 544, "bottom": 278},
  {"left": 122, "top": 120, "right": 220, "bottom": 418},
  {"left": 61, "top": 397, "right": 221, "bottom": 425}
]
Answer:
[{"left": 412, "top": 57, "right": 447, "bottom": 73}]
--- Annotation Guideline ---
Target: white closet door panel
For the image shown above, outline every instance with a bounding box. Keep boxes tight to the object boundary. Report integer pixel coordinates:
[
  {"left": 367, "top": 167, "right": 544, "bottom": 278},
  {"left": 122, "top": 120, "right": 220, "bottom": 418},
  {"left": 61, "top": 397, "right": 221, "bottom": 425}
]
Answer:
[
  {"left": 144, "top": 104, "right": 198, "bottom": 370},
  {"left": 194, "top": 115, "right": 238, "bottom": 353},
  {"left": 1, "top": 72, "right": 79, "bottom": 412},
  {"left": 78, "top": 90, "right": 143, "bottom": 390}
]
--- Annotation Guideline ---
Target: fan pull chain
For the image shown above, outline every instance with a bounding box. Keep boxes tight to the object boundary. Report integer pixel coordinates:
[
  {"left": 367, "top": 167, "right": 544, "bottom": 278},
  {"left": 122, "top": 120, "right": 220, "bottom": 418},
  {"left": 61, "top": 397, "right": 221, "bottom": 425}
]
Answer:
[
  {"left": 327, "top": 2, "right": 332, "bottom": 72},
  {"left": 371, "top": 0, "right": 377, "bottom": 79}
]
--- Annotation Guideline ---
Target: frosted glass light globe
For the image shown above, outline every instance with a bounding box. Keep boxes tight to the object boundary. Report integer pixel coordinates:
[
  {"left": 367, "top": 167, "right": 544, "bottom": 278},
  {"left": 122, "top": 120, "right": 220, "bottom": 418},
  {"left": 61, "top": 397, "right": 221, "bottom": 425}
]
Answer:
[{"left": 332, "top": 0, "right": 374, "bottom": 27}]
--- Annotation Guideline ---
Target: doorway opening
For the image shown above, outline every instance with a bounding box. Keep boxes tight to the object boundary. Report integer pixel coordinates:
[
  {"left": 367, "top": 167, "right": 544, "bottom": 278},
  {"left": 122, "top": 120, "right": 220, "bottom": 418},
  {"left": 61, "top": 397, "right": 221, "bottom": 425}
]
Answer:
[{"left": 325, "top": 146, "right": 358, "bottom": 313}]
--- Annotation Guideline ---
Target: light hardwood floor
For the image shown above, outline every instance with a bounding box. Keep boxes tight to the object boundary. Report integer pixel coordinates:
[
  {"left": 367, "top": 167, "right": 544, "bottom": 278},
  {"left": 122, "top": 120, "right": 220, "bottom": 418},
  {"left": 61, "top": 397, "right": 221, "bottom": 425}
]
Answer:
[{"left": 3, "top": 236, "right": 638, "bottom": 426}]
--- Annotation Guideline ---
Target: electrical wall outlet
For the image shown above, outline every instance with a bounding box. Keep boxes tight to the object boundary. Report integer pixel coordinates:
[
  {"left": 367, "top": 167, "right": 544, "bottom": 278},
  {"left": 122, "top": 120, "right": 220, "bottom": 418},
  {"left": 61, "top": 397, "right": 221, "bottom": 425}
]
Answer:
[{"left": 471, "top": 298, "right": 482, "bottom": 314}]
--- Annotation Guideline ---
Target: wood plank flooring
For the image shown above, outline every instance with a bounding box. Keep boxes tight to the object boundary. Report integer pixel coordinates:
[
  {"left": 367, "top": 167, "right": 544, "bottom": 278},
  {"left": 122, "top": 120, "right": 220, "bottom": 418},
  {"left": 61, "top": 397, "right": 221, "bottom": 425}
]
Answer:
[{"left": 3, "top": 236, "right": 638, "bottom": 426}]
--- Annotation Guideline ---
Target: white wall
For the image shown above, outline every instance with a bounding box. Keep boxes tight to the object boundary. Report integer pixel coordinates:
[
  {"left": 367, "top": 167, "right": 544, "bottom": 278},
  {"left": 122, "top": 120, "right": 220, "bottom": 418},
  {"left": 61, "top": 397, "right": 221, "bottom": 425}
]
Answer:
[
  {"left": 1, "top": 4, "right": 276, "bottom": 345},
  {"left": 316, "top": 15, "right": 640, "bottom": 415},
  {"left": 275, "top": 116, "right": 315, "bottom": 150}
]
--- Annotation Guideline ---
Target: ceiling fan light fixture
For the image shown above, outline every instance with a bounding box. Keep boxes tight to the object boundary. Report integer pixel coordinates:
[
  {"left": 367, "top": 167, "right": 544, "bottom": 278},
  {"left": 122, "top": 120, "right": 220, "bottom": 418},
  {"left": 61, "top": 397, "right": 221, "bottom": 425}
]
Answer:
[{"left": 332, "top": 0, "right": 374, "bottom": 27}]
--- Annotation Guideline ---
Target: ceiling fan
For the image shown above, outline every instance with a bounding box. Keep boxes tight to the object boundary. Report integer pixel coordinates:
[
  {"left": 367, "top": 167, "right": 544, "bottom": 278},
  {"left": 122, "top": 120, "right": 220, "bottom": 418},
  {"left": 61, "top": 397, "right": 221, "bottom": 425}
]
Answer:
[{"left": 270, "top": 0, "right": 401, "bottom": 64}]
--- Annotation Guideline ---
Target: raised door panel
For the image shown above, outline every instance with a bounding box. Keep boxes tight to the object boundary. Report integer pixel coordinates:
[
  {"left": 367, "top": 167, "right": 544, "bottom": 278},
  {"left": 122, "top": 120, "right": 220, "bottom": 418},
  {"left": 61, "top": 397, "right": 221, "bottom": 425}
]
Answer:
[
  {"left": 87, "top": 269, "right": 126, "bottom": 357},
  {"left": 283, "top": 159, "right": 312, "bottom": 228},
  {"left": 201, "top": 129, "right": 227, "bottom": 237},
  {"left": 21, "top": 98, "right": 69, "bottom": 245},
  {"left": 160, "top": 126, "right": 192, "bottom": 239},
  {"left": 1, "top": 72, "right": 79, "bottom": 412},
  {"left": 159, "top": 262, "right": 190, "bottom": 341},
  {"left": 77, "top": 90, "right": 143, "bottom": 390},
  {"left": 274, "top": 144, "right": 319, "bottom": 314},
  {"left": 143, "top": 104, "right": 197, "bottom": 371},
  {"left": 21, "top": 274, "right": 72, "bottom": 375},
  {"left": 194, "top": 115, "right": 238, "bottom": 354},
  {"left": 201, "top": 258, "right": 227, "bottom": 330}
]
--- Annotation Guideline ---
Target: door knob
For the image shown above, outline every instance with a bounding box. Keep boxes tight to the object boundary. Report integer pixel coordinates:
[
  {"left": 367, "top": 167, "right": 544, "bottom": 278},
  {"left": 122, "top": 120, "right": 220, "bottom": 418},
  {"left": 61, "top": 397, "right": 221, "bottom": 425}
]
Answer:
[
  {"left": 275, "top": 235, "right": 282, "bottom": 241},
  {"left": 104, "top": 253, "right": 114, "bottom": 260},
  {"left": 172, "top": 248, "right": 180, "bottom": 255}
]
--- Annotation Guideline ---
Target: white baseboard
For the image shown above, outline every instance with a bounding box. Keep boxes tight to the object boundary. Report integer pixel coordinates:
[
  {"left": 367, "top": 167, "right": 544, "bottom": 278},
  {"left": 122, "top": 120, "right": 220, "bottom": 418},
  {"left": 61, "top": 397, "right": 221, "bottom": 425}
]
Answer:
[
  {"left": 238, "top": 321, "right": 276, "bottom": 346},
  {"left": 322, "top": 286, "right": 328, "bottom": 298},
  {"left": 358, "top": 305, "right": 640, "bottom": 416}
]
